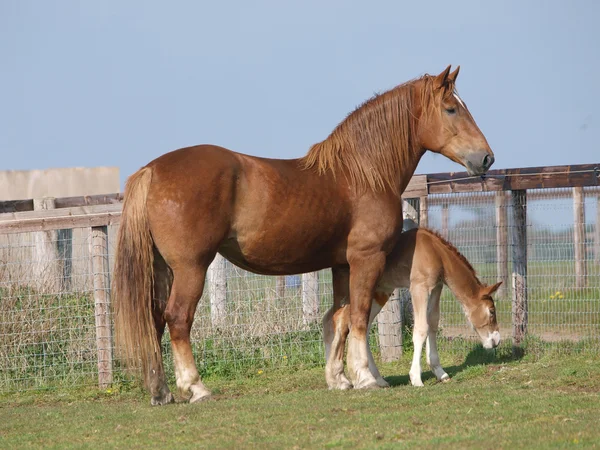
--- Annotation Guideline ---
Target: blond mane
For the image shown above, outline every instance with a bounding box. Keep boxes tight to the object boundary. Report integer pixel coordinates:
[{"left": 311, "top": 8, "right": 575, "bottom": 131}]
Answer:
[
  {"left": 420, "top": 227, "right": 482, "bottom": 286},
  {"left": 300, "top": 74, "right": 439, "bottom": 194}
]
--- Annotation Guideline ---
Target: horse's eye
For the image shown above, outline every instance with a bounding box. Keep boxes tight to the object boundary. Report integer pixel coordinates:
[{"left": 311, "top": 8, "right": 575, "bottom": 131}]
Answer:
[{"left": 445, "top": 108, "right": 456, "bottom": 115}]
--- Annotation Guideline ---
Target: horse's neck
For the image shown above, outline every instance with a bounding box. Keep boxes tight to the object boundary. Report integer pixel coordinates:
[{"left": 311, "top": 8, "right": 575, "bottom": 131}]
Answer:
[
  {"left": 398, "top": 149, "right": 425, "bottom": 193},
  {"left": 437, "top": 241, "right": 481, "bottom": 310}
]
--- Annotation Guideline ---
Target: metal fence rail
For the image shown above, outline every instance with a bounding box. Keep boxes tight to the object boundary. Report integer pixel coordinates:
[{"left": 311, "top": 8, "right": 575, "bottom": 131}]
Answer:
[{"left": 1, "top": 163, "right": 599, "bottom": 393}]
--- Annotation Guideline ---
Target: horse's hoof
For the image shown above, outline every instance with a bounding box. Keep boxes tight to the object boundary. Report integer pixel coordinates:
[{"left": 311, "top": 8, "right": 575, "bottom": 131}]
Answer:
[
  {"left": 376, "top": 377, "right": 390, "bottom": 388},
  {"left": 353, "top": 379, "right": 381, "bottom": 390},
  {"left": 189, "top": 385, "right": 212, "bottom": 403},
  {"left": 327, "top": 379, "right": 353, "bottom": 390},
  {"left": 150, "top": 392, "right": 174, "bottom": 406},
  {"left": 440, "top": 375, "right": 451, "bottom": 383}
]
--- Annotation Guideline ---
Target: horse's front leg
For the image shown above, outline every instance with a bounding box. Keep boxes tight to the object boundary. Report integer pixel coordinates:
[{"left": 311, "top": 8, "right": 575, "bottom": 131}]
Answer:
[
  {"left": 408, "top": 283, "right": 429, "bottom": 387},
  {"left": 425, "top": 284, "right": 449, "bottom": 382},
  {"left": 366, "top": 294, "right": 390, "bottom": 387},
  {"left": 323, "top": 267, "right": 352, "bottom": 390},
  {"left": 346, "top": 253, "right": 386, "bottom": 389}
]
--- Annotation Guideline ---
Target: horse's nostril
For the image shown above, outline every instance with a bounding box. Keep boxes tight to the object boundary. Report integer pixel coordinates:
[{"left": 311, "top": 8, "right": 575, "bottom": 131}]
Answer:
[{"left": 483, "top": 155, "right": 490, "bottom": 168}]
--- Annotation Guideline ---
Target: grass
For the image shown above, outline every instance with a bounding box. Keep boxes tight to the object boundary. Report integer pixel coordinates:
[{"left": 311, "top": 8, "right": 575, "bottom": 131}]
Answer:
[{"left": 1, "top": 346, "right": 600, "bottom": 449}]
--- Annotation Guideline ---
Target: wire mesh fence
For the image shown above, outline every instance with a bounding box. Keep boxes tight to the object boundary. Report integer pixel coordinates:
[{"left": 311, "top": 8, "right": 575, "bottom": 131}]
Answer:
[
  {"left": 424, "top": 187, "right": 600, "bottom": 354},
  {"left": 0, "top": 186, "right": 599, "bottom": 393}
]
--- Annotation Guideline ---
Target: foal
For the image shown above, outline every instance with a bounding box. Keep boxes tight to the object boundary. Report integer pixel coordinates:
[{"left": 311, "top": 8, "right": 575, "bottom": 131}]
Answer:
[{"left": 323, "top": 227, "right": 501, "bottom": 389}]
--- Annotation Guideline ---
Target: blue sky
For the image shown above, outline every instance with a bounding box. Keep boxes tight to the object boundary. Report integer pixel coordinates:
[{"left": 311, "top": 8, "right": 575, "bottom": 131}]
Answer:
[{"left": 1, "top": 0, "right": 598, "bottom": 189}]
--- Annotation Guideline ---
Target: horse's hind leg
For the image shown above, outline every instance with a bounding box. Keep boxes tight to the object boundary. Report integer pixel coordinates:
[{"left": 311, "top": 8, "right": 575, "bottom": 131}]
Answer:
[
  {"left": 148, "top": 249, "right": 174, "bottom": 405},
  {"left": 425, "top": 283, "right": 449, "bottom": 382},
  {"left": 165, "top": 263, "right": 212, "bottom": 403}
]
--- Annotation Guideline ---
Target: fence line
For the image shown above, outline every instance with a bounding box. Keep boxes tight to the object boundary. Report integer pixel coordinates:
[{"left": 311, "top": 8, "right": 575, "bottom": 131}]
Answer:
[{"left": 1, "top": 163, "right": 599, "bottom": 393}]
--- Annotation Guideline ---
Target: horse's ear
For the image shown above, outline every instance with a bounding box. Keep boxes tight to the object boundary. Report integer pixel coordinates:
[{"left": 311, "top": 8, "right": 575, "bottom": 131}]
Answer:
[
  {"left": 485, "top": 281, "right": 503, "bottom": 296},
  {"left": 433, "top": 65, "right": 452, "bottom": 90},
  {"left": 448, "top": 65, "right": 460, "bottom": 84}
]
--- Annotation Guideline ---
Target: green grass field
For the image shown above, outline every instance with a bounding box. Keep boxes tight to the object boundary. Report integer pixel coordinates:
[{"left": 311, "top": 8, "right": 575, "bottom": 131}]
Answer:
[{"left": 2, "top": 346, "right": 599, "bottom": 449}]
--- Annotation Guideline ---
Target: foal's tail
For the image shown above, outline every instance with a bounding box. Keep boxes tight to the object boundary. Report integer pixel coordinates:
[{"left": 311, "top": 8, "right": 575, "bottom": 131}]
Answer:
[{"left": 112, "top": 166, "right": 160, "bottom": 387}]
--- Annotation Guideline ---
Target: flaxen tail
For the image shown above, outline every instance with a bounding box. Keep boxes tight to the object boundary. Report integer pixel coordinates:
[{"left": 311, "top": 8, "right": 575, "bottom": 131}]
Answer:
[{"left": 112, "top": 167, "right": 160, "bottom": 387}]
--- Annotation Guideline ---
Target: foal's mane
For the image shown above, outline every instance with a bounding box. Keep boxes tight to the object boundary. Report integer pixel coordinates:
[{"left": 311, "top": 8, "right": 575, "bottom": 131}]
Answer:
[
  {"left": 421, "top": 227, "right": 482, "bottom": 287},
  {"left": 300, "top": 74, "right": 439, "bottom": 195}
]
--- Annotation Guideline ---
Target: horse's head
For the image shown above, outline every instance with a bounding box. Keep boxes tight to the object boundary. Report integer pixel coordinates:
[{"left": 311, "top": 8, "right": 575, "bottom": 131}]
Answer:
[
  {"left": 468, "top": 281, "right": 502, "bottom": 349},
  {"left": 418, "top": 65, "right": 495, "bottom": 176}
]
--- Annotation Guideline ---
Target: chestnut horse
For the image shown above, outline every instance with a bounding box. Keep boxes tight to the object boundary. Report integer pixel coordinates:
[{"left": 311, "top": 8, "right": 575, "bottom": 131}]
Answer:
[
  {"left": 113, "top": 65, "right": 494, "bottom": 405},
  {"left": 323, "top": 227, "right": 502, "bottom": 389}
]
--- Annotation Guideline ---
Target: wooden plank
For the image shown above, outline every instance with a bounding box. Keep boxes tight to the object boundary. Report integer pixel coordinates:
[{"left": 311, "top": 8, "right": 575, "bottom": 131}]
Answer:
[
  {"left": 427, "top": 163, "right": 600, "bottom": 194},
  {"left": 425, "top": 186, "right": 600, "bottom": 206},
  {"left": 0, "top": 203, "right": 123, "bottom": 234},
  {"left": 90, "top": 225, "right": 113, "bottom": 389},
  {"left": 0, "top": 199, "right": 34, "bottom": 213},
  {"left": 55, "top": 193, "right": 124, "bottom": 208},
  {"left": 0, "top": 192, "right": 123, "bottom": 213},
  {"left": 511, "top": 190, "right": 528, "bottom": 347},
  {"left": 573, "top": 187, "right": 587, "bottom": 289},
  {"left": 402, "top": 175, "right": 427, "bottom": 199}
]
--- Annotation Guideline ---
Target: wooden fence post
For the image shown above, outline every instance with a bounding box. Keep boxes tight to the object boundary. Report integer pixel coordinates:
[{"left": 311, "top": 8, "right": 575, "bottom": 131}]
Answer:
[
  {"left": 511, "top": 190, "right": 528, "bottom": 347},
  {"left": 419, "top": 195, "right": 428, "bottom": 227},
  {"left": 596, "top": 195, "right": 600, "bottom": 263},
  {"left": 377, "top": 201, "right": 420, "bottom": 360},
  {"left": 376, "top": 289, "right": 403, "bottom": 361},
  {"left": 495, "top": 192, "right": 508, "bottom": 297},
  {"left": 441, "top": 201, "right": 449, "bottom": 238},
  {"left": 33, "top": 197, "right": 60, "bottom": 293},
  {"left": 573, "top": 187, "right": 587, "bottom": 288},
  {"left": 302, "top": 272, "right": 319, "bottom": 326},
  {"left": 90, "top": 225, "right": 113, "bottom": 389},
  {"left": 208, "top": 253, "right": 227, "bottom": 328},
  {"left": 275, "top": 276, "right": 286, "bottom": 299}
]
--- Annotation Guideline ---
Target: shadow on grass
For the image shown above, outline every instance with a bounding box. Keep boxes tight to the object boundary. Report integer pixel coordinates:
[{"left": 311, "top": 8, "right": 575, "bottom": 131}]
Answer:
[{"left": 384, "top": 344, "right": 525, "bottom": 388}]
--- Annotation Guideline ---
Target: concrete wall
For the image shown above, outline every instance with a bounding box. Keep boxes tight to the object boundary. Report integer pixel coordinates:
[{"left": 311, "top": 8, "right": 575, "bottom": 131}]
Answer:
[
  {"left": 0, "top": 167, "right": 120, "bottom": 294},
  {"left": 0, "top": 167, "right": 120, "bottom": 201}
]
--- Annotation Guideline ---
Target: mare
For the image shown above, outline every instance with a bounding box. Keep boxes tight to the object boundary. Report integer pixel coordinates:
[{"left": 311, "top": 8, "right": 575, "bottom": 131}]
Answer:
[
  {"left": 323, "top": 227, "right": 501, "bottom": 388},
  {"left": 112, "top": 65, "right": 495, "bottom": 405}
]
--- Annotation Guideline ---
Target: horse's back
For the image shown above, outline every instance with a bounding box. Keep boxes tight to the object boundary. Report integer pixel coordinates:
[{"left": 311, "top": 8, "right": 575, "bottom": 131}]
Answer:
[{"left": 141, "top": 144, "right": 351, "bottom": 274}]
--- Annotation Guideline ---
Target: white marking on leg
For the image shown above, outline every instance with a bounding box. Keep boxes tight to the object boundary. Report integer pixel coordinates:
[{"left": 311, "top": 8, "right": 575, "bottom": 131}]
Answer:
[
  {"left": 347, "top": 328, "right": 379, "bottom": 389},
  {"left": 325, "top": 305, "right": 352, "bottom": 390}
]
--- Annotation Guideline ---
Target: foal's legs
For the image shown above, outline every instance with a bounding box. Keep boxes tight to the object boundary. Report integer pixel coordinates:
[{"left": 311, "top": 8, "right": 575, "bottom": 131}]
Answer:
[
  {"left": 148, "top": 250, "right": 174, "bottom": 405},
  {"left": 408, "top": 284, "right": 430, "bottom": 387},
  {"left": 346, "top": 254, "right": 386, "bottom": 389},
  {"left": 425, "top": 284, "right": 449, "bottom": 382},
  {"left": 165, "top": 263, "right": 212, "bottom": 403},
  {"left": 323, "top": 267, "right": 352, "bottom": 390}
]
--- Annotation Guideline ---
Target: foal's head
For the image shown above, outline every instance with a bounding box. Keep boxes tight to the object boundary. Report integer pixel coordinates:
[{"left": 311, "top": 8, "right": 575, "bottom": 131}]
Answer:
[
  {"left": 418, "top": 65, "right": 495, "bottom": 176},
  {"left": 468, "top": 281, "right": 502, "bottom": 349}
]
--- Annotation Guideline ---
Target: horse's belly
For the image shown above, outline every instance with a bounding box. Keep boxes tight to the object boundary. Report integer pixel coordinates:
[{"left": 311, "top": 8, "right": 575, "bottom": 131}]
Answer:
[{"left": 218, "top": 233, "right": 341, "bottom": 276}]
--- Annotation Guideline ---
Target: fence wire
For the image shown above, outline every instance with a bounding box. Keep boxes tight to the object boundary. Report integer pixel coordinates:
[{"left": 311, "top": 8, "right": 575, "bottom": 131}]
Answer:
[
  {"left": 0, "top": 189, "right": 599, "bottom": 393},
  {"left": 424, "top": 188, "right": 600, "bottom": 353}
]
